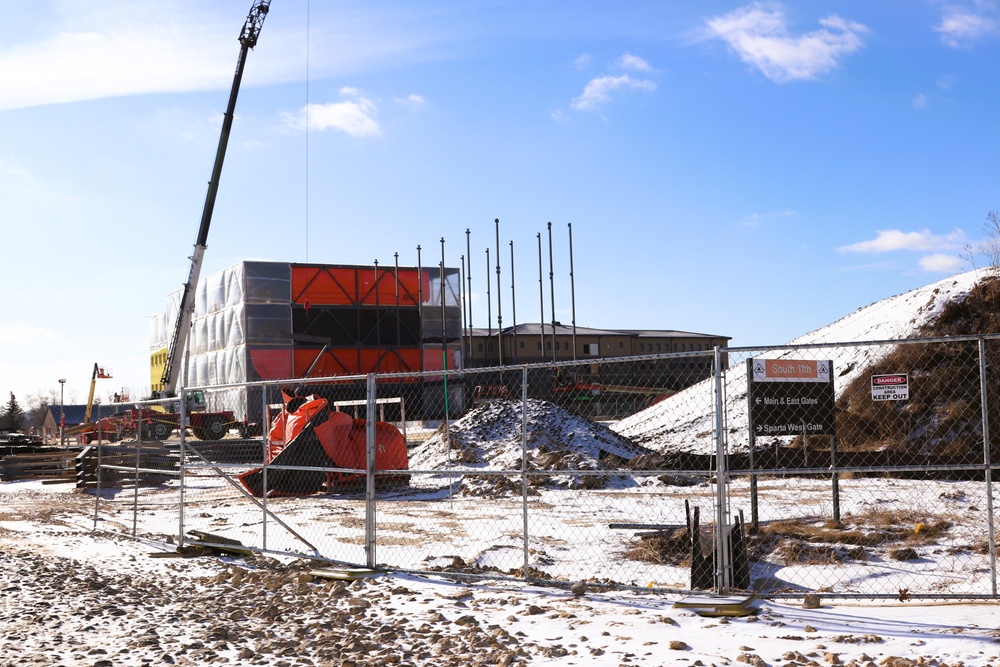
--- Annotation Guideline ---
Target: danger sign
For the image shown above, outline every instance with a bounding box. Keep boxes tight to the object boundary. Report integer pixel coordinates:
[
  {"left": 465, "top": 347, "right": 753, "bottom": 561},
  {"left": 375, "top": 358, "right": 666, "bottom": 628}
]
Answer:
[{"left": 871, "top": 374, "right": 909, "bottom": 401}]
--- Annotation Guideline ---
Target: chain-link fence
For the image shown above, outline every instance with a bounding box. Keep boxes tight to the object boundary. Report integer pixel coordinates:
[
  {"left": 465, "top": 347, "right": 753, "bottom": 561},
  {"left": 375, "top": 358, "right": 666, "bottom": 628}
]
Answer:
[{"left": 89, "top": 335, "right": 1000, "bottom": 599}]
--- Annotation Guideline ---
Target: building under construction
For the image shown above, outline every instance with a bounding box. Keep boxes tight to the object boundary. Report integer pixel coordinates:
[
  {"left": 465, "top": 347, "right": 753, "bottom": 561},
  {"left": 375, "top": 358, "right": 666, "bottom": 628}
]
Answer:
[
  {"left": 150, "top": 259, "right": 730, "bottom": 421},
  {"left": 149, "top": 260, "right": 463, "bottom": 421}
]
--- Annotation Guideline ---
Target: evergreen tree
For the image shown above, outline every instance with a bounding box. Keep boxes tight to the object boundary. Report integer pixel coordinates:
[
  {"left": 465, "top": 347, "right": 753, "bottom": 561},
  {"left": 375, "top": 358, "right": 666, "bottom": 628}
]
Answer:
[{"left": 1, "top": 393, "right": 26, "bottom": 432}]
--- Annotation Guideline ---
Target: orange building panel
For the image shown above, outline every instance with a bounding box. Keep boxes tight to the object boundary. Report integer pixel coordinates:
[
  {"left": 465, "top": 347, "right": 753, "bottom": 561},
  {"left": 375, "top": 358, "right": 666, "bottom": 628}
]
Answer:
[
  {"left": 292, "top": 266, "right": 428, "bottom": 307},
  {"left": 293, "top": 347, "right": 425, "bottom": 378}
]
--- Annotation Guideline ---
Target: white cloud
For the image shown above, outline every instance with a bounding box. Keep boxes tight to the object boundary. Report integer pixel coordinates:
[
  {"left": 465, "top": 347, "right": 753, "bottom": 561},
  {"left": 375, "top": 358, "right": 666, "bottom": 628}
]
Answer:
[
  {"left": 913, "top": 93, "right": 929, "bottom": 108},
  {"left": 740, "top": 210, "right": 796, "bottom": 227},
  {"left": 571, "top": 75, "right": 656, "bottom": 111},
  {"left": 394, "top": 94, "right": 426, "bottom": 108},
  {"left": 0, "top": 3, "right": 243, "bottom": 111},
  {"left": 919, "top": 253, "right": 966, "bottom": 273},
  {"left": 705, "top": 2, "right": 867, "bottom": 83},
  {"left": 617, "top": 53, "right": 652, "bottom": 72},
  {"left": 574, "top": 54, "right": 592, "bottom": 70},
  {"left": 935, "top": 7, "right": 998, "bottom": 47},
  {"left": 838, "top": 228, "right": 967, "bottom": 254},
  {"left": 281, "top": 97, "right": 381, "bottom": 137}
]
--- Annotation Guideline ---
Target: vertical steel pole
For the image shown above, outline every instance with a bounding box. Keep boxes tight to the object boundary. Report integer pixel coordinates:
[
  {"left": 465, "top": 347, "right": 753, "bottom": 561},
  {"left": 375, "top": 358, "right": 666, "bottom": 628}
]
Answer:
[
  {"left": 979, "top": 337, "right": 997, "bottom": 595},
  {"left": 486, "top": 248, "right": 493, "bottom": 362},
  {"left": 549, "top": 222, "right": 559, "bottom": 362},
  {"left": 568, "top": 223, "right": 577, "bottom": 362},
  {"left": 547, "top": 222, "right": 556, "bottom": 363},
  {"left": 460, "top": 254, "right": 467, "bottom": 360},
  {"left": 466, "top": 228, "right": 473, "bottom": 340},
  {"left": 59, "top": 380, "right": 65, "bottom": 447},
  {"left": 510, "top": 240, "right": 518, "bottom": 363},
  {"left": 441, "top": 239, "right": 450, "bottom": 423},
  {"left": 713, "top": 346, "right": 731, "bottom": 592},
  {"left": 417, "top": 246, "right": 423, "bottom": 374},
  {"left": 365, "top": 373, "right": 377, "bottom": 569},
  {"left": 495, "top": 218, "right": 503, "bottom": 366},
  {"left": 374, "top": 260, "right": 381, "bottom": 373},
  {"left": 537, "top": 233, "right": 545, "bottom": 361},
  {"left": 395, "top": 253, "right": 402, "bottom": 369}
]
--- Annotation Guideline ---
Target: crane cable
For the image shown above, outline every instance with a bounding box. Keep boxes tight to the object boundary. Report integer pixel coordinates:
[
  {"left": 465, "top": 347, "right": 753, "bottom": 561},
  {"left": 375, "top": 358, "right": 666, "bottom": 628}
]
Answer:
[{"left": 305, "top": 0, "right": 310, "bottom": 262}]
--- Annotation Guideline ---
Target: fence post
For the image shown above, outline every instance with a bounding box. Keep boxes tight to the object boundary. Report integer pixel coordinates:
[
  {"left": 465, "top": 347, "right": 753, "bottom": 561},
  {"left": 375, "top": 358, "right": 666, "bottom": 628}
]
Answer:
[
  {"left": 979, "top": 337, "right": 997, "bottom": 595},
  {"left": 745, "top": 359, "right": 759, "bottom": 529},
  {"left": 179, "top": 388, "right": 187, "bottom": 546},
  {"left": 365, "top": 373, "right": 377, "bottom": 569},
  {"left": 521, "top": 367, "right": 530, "bottom": 580},
  {"left": 261, "top": 384, "right": 271, "bottom": 551},
  {"left": 133, "top": 401, "right": 143, "bottom": 539},
  {"left": 713, "top": 346, "right": 731, "bottom": 593}
]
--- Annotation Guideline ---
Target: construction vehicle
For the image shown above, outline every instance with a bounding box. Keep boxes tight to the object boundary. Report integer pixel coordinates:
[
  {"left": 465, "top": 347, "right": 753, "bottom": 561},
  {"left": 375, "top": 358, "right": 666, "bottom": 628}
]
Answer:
[
  {"left": 238, "top": 388, "right": 409, "bottom": 497},
  {"left": 113, "top": 1, "right": 271, "bottom": 441},
  {"left": 63, "top": 364, "right": 120, "bottom": 444}
]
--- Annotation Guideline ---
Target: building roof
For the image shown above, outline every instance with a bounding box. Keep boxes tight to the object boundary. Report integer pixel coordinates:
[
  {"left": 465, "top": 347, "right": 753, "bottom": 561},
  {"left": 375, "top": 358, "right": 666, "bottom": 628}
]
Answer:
[
  {"left": 467, "top": 323, "right": 729, "bottom": 340},
  {"left": 48, "top": 404, "right": 125, "bottom": 427}
]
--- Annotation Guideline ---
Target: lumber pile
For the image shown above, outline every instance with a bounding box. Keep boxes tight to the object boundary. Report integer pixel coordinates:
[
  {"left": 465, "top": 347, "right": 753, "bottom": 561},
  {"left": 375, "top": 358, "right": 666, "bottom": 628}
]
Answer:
[
  {"left": 76, "top": 443, "right": 179, "bottom": 489},
  {"left": 0, "top": 449, "right": 81, "bottom": 483}
]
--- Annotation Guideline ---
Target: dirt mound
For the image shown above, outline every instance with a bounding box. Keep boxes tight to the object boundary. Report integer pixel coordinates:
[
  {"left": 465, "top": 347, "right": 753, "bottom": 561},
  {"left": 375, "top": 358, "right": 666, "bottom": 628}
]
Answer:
[
  {"left": 407, "top": 399, "right": 653, "bottom": 493},
  {"left": 831, "top": 274, "right": 1000, "bottom": 456}
]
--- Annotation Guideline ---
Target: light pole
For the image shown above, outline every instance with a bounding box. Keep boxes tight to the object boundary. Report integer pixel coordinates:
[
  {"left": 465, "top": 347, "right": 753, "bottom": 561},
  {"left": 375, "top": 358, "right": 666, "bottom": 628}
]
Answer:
[{"left": 58, "top": 379, "right": 66, "bottom": 446}]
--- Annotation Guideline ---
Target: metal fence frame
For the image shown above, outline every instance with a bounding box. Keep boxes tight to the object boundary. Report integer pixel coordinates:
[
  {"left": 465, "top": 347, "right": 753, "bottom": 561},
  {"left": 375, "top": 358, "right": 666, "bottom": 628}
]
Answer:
[{"left": 91, "top": 333, "right": 1000, "bottom": 599}]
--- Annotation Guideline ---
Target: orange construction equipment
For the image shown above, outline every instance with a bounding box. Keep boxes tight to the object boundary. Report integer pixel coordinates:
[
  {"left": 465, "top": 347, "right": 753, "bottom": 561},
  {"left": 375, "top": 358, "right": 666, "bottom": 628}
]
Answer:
[{"left": 238, "top": 389, "right": 408, "bottom": 497}]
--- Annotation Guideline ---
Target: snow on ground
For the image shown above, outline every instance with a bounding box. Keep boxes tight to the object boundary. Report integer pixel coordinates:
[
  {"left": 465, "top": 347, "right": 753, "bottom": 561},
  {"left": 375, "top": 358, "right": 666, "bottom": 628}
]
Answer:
[
  {"left": 612, "top": 270, "right": 986, "bottom": 455},
  {"left": 4, "top": 480, "right": 1000, "bottom": 666}
]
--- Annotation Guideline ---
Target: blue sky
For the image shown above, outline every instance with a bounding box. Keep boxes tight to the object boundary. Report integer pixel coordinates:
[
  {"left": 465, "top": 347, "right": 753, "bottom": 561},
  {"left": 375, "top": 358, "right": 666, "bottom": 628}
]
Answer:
[{"left": 1, "top": 0, "right": 997, "bottom": 406}]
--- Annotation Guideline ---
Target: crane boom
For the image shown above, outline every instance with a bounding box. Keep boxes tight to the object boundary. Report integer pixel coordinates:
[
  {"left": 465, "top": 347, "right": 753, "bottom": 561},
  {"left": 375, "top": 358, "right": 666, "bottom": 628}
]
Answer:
[{"left": 158, "top": 0, "right": 271, "bottom": 397}]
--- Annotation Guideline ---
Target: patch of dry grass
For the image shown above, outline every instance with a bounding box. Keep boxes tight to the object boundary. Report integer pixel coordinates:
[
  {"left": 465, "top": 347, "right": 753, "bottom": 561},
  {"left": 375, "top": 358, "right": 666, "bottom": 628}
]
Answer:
[
  {"left": 746, "top": 507, "right": 955, "bottom": 566},
  {"left": 621, "top": 527, "right": 692, "bottom": 566}
]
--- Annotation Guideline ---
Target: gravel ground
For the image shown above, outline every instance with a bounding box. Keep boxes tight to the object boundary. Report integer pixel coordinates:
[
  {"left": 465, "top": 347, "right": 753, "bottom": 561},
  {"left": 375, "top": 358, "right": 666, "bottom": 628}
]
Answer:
[{"left": 5, "top": 485, "right": 1000, "bottom": 667}]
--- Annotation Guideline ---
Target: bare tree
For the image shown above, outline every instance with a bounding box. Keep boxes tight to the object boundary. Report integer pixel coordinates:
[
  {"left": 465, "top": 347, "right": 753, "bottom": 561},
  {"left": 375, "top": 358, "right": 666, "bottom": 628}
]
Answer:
[
  {"left": 24, "top": 389, "right": 59, "bottom": 434},
  {"left": 963, "top": 210, "right": 1000, "bottom": 276}
]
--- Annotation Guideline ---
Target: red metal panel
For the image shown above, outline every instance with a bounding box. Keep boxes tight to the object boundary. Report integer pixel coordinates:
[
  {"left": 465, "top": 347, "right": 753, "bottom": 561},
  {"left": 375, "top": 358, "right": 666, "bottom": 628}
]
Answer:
[
  {"left": 291, "top": 266, "right": 358, "bottom": 306},
  {"left": 292, "top": 265, "right": 426, "bottom": 307},
  {"left": 248, "top": 348, "right": 293, "bottom": 380},
  {"left": 293, "top": 347, "right": 425, "bottom": 378}
]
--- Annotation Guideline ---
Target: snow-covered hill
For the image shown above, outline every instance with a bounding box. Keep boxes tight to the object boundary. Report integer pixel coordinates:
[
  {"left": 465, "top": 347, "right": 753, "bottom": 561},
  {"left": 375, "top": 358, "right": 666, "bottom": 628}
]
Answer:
[{"left": 611, "top": 270, "right": 988, "bottom": 455}]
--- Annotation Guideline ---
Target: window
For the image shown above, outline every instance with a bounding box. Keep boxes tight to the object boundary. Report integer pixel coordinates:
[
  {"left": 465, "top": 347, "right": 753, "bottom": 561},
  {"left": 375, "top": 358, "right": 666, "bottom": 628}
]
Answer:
[
  {"left": 697, "top": 343, "right": 702, "bottom": 351},
  {"left": 619, "top": 342, "right": 624, "bottom": 348},
  {"left": 639, "top": 343, "right": 644, "bottom": 352},
  {"left": 488, "top": 343, "right": 493, "bottom": 351},
  {"left": 519, "top": 341, "right": 524, "bottom": 349},
  {"left": 537, "top": 342, "right": 542, "bottom": 351},
  {"left": 477, "top": 343, "right": 483, "bottom": 352},
  {"left": 672, "top": 344, "right": 677, "bottom": 352},
  {"left": 656, "top": 343, "right": 661, "bottom": 351},
  {"left": 681, "top": 343, "right": 686, "bottom": 351},
  {"left": 564, "top": 342, "right": 569, "bottom": 351},
  {"left": 546, "top": 342, "right": 552, "bottom": 350}
]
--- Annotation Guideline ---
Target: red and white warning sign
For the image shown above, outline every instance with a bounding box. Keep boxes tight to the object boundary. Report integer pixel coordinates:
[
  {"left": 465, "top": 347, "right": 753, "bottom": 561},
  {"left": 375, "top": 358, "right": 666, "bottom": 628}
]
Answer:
[{"left": 871, "top": 374, "right": 909, "bottom": 401}]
